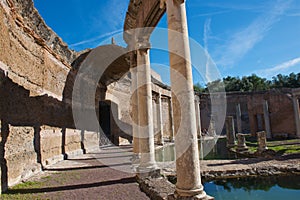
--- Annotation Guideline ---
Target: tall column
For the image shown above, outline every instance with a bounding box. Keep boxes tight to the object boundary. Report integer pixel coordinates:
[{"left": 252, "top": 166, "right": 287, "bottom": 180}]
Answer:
[
  {"left": 156, "top": 91, "right": 164, "bottom": 145},
  {"left": 292, "top": 97, "right": 300, "bottom": 138},
  {"left": 236, "top": 103, "right": 242, "bottom": 133},
  {"left": 195, "top": 95, "right": 202, "bottom": 138},
  {"left": 168, "top": 97, "right": 175, "bottom": 141},
  {"left": 130, "top": 65, "right": 140, "bottom": 157},
  {"left": 263, "top": 100, "right": 272, "bottom": 139},
  {"left": 163, "top": 0, "right": 209, "bottom": 199},
  {"left": 136, "top": 38, "right": 157, "bottom": 171}
]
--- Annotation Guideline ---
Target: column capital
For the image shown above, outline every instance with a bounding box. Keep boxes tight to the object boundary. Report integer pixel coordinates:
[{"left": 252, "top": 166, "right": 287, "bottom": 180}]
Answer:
[{"left": 136, "top": 37, "right": 151, "bottom": 51}]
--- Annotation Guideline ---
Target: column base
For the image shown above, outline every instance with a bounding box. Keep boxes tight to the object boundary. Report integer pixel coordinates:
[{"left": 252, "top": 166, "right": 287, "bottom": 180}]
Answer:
[{"left": 168, "top": 191, "right": 214, "bottom": 200}]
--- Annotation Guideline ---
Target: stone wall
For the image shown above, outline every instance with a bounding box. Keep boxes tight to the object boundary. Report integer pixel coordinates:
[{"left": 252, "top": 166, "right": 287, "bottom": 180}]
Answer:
[
  {"left": 200, "top": 90, "right": 298, "bottom": 138},
  {"left": 5, "top": 125, "right": 41, "bottom": 186},
  {"left": 0, "top": 0, "right": 101, "bottom": 191}
]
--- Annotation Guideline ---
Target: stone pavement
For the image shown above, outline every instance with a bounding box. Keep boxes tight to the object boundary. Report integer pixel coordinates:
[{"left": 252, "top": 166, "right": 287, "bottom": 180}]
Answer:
[{"left": 3, "top": 145, "right": 149, "bottom": 200}]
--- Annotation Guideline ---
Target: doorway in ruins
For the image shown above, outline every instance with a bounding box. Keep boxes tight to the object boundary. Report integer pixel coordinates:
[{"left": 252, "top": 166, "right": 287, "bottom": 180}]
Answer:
[{"left": 99, "top": 101, "right": 111, "bottom": 140}]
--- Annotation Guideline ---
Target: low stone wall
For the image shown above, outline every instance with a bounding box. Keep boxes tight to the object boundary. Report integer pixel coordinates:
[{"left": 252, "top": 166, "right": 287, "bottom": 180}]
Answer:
[
  {"left": 40, "top": 126, "right": 64, "bottom": 166},
  {"left": 5, "top": 125, "right": 41, "bottom": 187},
  {"left": 1, "top": 124, "right": 100, "bottom": 189}
]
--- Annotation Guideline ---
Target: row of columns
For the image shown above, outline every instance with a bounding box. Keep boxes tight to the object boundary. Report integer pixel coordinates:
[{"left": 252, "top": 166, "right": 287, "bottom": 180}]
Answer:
[
  {"left": 130, "top": 0, "right": 210, "bottom": 198},
  {"left": 292, "top": 97, "right": 300, "bottom": 138},
  {"left": 236, "top": 101, "right": 272, "bottom": 139},
  {"left": 153, "top": 91, "right": 175, "bottom": 144}
]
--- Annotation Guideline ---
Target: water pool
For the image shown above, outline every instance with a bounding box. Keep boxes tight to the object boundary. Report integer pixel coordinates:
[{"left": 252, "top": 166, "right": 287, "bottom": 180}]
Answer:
[
  {"left": 204, "top": 175, "right": 300, "bottom": 200},
  {"left": 155, "top": 138, "right": 238, "bottom": 162}
]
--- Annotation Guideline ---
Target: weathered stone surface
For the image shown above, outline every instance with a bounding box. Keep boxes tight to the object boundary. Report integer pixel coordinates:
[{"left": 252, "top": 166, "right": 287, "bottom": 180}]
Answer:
[
  {"left": 64, "top": 128, "right": 83, "bottom": 158},
  {"left": 257, "top": 131, "right": 268, "bottom": 152},
  {"left": 5, "top": 125, "right": 41, "bottom": 186},
  {"left": 83, "top": 131, "right": 100, "bottom": 153},
  {"left": 40, "top": 126, "right": 64, "bottom": 166},
  {"left": 236, "top": 133, "right": 248, "bottom": 152},
  {"left": 138, "top": 177, "right": 175, "bottom": 200},
  {"left": 226, "top": 116, "right": 236, "bottom": 148}
]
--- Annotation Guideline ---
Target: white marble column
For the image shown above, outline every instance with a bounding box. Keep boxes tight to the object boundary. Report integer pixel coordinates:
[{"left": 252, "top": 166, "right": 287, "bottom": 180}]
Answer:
[
  {"left": 263, "top": 100, "right": 272, "bottom": 139},
  {"left": 156, "top": 91, "right": 164, "bottom": 145},
  {"left": 168, "top": 97, "right": 175, "bottom": 141},
  {"left": 236, "top": 103, "right": 242, "bottom": 133},
  {"left": 130, "top": 66, "right": 140, "bottom": 156},
  {"left": 136, "top": 38, "right": 157, "bottom": 171},
  {"left": 163, "top": 0, "right": 208, "bottom": 198},
  {"left": 292, "top": 97, "right": 300, "bottom": 138},
  {"left": 195, "top": 95, "right": 202, "bottom": 138}
]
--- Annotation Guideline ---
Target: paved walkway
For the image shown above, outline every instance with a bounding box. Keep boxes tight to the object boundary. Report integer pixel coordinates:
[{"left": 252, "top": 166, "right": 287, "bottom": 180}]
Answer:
[{"left": 3, "top": 145, "right": 149, "bottom": 200}]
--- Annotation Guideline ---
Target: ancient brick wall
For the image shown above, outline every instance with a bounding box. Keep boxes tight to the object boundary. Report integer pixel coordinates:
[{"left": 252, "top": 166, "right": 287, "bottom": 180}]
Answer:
[{"left": 199, "top": 90, "right": 297, "bottom": 138}]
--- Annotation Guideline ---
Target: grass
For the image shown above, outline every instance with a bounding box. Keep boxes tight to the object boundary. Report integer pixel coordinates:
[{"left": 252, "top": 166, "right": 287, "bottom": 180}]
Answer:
[
  {"left": 0, "top": 181, "right": 45, "bottom": 200},
  {"left": 0, "top": 169, "right": 84, "bottom": 200},
  {"left": 244, "top": 138, "right": 300, "bottom": 155}
]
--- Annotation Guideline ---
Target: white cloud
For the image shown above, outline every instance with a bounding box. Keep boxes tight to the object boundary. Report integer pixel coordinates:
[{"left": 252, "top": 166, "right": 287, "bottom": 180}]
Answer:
[
  {"left": 69, "top": 30, "right": 122, "bottom": 49},
  {"left": 213, "top": 0, "right": 292, "bottom": 67},
  {"left": 256, "top": 57, "right": 300, "bottom": 77},
  {"left": 69, "top": 0, "right": 129, "bottom": 50},
  {"left": 203, "top": 18, "right": 211, "bottom": 50},
  {"left": 192, "top": 10, "right": 231, "bottom": 18}
]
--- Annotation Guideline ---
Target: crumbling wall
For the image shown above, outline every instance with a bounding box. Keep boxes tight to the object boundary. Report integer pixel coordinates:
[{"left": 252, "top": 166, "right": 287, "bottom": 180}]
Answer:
[{"left": 0, "top": 0, "right": 100, "bottom": 190}]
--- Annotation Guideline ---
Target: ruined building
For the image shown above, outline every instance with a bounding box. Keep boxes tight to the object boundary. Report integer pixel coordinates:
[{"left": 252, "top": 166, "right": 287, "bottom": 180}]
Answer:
[{"left": 0, "top": 0, "right": 300, "bottom": 199}]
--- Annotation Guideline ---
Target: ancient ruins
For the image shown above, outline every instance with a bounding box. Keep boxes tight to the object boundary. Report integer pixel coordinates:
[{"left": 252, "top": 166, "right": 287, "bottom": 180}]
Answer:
[{"left": 0, "top": 0, "right": 299, "bottom": 199}]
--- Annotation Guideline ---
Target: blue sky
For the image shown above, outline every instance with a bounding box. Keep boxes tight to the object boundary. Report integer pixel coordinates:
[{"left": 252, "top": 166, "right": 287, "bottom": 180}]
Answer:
[{"left": 33, "top": 0, "right": 300, "bottom": 85}]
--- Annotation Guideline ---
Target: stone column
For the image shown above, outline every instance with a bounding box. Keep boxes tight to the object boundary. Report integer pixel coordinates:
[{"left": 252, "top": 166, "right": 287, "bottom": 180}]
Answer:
[
  {"left": 257, "top": 131, "right": 268, "bottom": 152},
  {"left": 195, "top": 95, "right": 202, "bottom": 138},
  {"left": 237, "top": 133, "right": 248, "bottom": 152},
  {"left": 156, "top": 91, "right": 164, "bottom": 145},
  {"left": 226, "top": 116, "right": 236, "bottom": 148},
  {"left": 163, "top": 0, "right": 209, "bottom": 199},
  {"left": 263, "top": 100, "right": 272, "bottom": 139},
  {"left": 292, "top": 97, "right": 300, "bottom": 138},
  {"left": 130, "top": 65, "right": 140, "bottom": 159},
  {"left": 208, "top": 119, "right": 216, "bottom": 137},
  {"left": 236, "top": 103, "right": 242, "bottom": 133},
  {"left": 136, "top": 38, "right": 157, "bottom": 172},
  {"left": 168, "top": 97, "right": 175, "bottom": 141}
]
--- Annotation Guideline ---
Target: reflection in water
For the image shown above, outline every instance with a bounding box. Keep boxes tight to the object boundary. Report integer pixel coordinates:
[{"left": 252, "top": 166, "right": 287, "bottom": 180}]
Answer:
[
  {"left": 205, "top": 175, "right": 300, "bottom": 200},
  {"left": 155, "top": 138, "right": 238, "bottom": 162}
]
